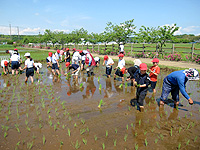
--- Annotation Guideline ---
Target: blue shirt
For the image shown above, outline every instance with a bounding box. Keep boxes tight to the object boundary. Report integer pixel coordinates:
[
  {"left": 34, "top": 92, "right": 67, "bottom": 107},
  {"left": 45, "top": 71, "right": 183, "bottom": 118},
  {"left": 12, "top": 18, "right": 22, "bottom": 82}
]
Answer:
[
  {"left": 69, "top": 64, "right": 79, "bottom": 70},
  {"left": 167, "top": 70, "right": 189, "bottom": 100}
]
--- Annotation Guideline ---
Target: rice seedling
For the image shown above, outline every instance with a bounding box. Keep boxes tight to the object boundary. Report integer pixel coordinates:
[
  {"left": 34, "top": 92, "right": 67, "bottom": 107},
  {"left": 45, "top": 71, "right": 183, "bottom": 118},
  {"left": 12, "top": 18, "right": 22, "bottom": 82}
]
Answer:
[
  {"left": 155, "top": 138, "right": 158, "bottom": 143},
  {"left": 186, "top": 139, "right": 190, "bottom": 146},
  {"left": 60, "top": 141, "right": 64, "bottom": 147},
  {"left": 86, "top": 126, "right": 89, "bottom": 132},
  {"left": 93, "top": 134, "right": 98, "bottom": 141},
  {"left": 106, "top": 130, "right": 108, "bottom": 137},
  {"left": 54, "top": 124, "right": 57, "bottom": 131},
  {"left": 81, "top": 119, "right": 85, "bottom": 125},
  {"left": 190, "top": 112, "right": 192, "bottom": 116},
  {"left": 74, "top": 123, "right": 77, "bottom": 128},
  {"left": 16, "top": 141, "right": 20, "bottom": 146},
  {"left": 80, "top": 128, "right": 86, "bottom": 135},
  {"left": 131, "top": 123, "right": 134, "bottom": 128},
  {"left": 67, "top": 128, "right": 71, "bottom": 137},
  {"left": 135, "top": 143, "right": 138, "bottom": 150},
  {"left": 186, "top": 123, "right": 190, "bottom": 130},
  {"left": 98, "top": 99, "right": 104, "bottom": 108},
  {"left": 62, "top": 124, "right": 65, "bottom": 129},
  {"left": 72, "top": 140, "right": 80, "bottom": 149},
  {"left": 68, "top": 116, "right": 72, "bottom": 121},
  {"left": 57, "top": 121, "right": 60, "bottom": 125},
  {"left": 47, "top": 108, "right": 51, "bottom": 114},
  {"left": 99, "top": 84, "right": 102, "bottom": 90},
  {"left": 98, "top": 76, "right": 100, "bottom": 82},
  {"left": 194, "top": 136, "right": 197, "bottom": 142},
  {"left": 26, "top": 126, "right": 31, "bottom": 132},
  {"left": 160, "top": 134, "right": 164, "bottom": 140},
  {"left": 4, "top": 132, "right": 7, "bottom": 138},
  {"left": 139, "top": 119, "right": 141, "bottom": 126},
  {"left": 135, "top": 132, "right": 137, "bottom": 137},
  {"left": 79, "top": 83, "right": 83, "bottom": 88},
  {"left": 119, "top": 83, "right": 123, "bottom": 88},
  {"left": 5, "top": 115, "right": 9, "bottom": 121},
  {"left": 39, "top": 116, "right": 42, "bottom": 122},
  {"left": 25, "top": 120, "right": 28, "bottom": 126},
  {"left": 43, "top": 135, "right": 46, "bottom": 145},
  {"left": 27, "top": 141, "right": 33, "bottom": 150},
  {"left": 170, "top": 127, "right": 173, "bottom": 136},
  {"left": 115, "top": 128, "right": 117, "bottom": 134},
  {"left": 125, "top": 82, "right": 128, "bottom": 88},
  {"left": 144, "top": 130, "right": 147, "bottom": 135},
  {"left": 179, "top": 127, "right": 182, "bottom": 133},
  {"left": 126, "top": 124, "right": 128, "bottom": 130},
  {"left": 77, "top": 114, "right": 80, "bottom": 118},
  {"left": 128, "top": 106, "right": 131, "bottom": 111},
  {"left": 178, "top": 143, "right": 181, "bottom": 150},
  {"left": 15, "top": 124, "right": 20, "bottom": 133},
  {"left": 39, "top": 123, "right": 42, "bottom": 129},
  {"left": 82, "top": 138, "right": 87, "bottom": 145},
  {"left": 113, "top": 139, "right": 117, "bottom": 147},
  {"left": 48, "top": 115, "right": 51, "bottom": 119},
  {"left": 102, "top": 143, "right": 105, "bottom": 150},
  {"left": 145, "top": 138, "right": 148, "bottom": 146},
  {"left": 156, "top": 122, "right": 160, "bottom": 129},
  {"left": 124, "top": 134, "right": 128, "bottom": 142},
  {"left": 191, "top": 122, "right": 195, "bottom": 127},
  {"left": 32, "top": 135, "right": 36, "bottom": 139}
]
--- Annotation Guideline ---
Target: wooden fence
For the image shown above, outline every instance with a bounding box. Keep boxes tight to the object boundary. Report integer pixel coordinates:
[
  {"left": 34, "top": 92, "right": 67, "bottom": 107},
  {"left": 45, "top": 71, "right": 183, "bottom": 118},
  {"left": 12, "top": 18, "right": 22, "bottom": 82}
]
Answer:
[{"left": 64, "top": 43, "right": 200, "bottom": 59}]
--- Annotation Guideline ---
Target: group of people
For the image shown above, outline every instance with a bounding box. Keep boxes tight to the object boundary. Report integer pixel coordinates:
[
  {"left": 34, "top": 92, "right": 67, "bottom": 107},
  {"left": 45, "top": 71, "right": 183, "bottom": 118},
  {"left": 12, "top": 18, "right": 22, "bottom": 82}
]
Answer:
[
  {"left": 1, "top": 49, "right": 42, "bottom": 83},
  {"left": 1, "top": 47, "right": 199, "bottom": 112}
]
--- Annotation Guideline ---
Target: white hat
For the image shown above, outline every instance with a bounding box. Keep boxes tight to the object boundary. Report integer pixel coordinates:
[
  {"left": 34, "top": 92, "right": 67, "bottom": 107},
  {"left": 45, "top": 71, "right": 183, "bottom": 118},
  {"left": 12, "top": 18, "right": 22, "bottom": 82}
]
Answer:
[
  {"left": 24, "top": 53, "right": 30, "bottom": 57},
  {"left": 184, "top": 68, "right": 199, "bottom": 80},
  {"left": 134, "top": 59, "right": 142, "bottom": 66}
]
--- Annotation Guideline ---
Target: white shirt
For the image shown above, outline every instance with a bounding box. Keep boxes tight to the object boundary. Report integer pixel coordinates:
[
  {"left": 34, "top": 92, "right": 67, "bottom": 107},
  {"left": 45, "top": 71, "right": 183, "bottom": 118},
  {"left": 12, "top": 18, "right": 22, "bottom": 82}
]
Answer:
[
  {"left": 86, "top": 53, "right": 92, "bottom": 63},
  {"left": 1, "top": 60, "right": 9, "bottom": 67},
  {"left": 55, "top": 52, "right": 60, "bottom": 60},
  {"left": 94, "top": 57, "right": 100, "bottom": 62},
  {"left": 10, "top": 54, "right": 20, "bottom": 61},
  {"left": 117, "top": 59, "right": 125, "bottom": 69},
  {"left": 73, "top": 51, "right": 81, "bottom": 60},
  {"left": 25, "top": 59, "right": 34, "bottom": 68},
  {"left": 34, "top": 63, "right": 42, "bottom": 68},
  {"left": 105, "top": 57, "right": 114, "bottom": 68},
  {"left": 52, "top": 54, "right": 58, "bottom": 64},
  {"left": 46, "top": 56, "right": 52, "bottom": 62},
  {"left": 120, "top": 45, "right": 124, "bottom": 52}
]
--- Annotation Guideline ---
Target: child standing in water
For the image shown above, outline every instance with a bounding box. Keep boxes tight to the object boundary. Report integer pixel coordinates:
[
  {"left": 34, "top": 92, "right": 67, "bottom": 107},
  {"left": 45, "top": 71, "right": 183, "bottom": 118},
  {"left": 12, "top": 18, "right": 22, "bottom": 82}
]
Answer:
[
  {"left": 114, "top": 54, "right": 125, "bottom": 81},
  {"left": 65, "top": 62, "right": 80, "bottom": 80},
  {"left": 21, "top": 53, "right": 35, "bottom": 83},
  {"left": 132, "top": 63, "right": 150, "bottom": 111},
  {"left": 149, "top": 58, "right": 160, "bottom": 94}
]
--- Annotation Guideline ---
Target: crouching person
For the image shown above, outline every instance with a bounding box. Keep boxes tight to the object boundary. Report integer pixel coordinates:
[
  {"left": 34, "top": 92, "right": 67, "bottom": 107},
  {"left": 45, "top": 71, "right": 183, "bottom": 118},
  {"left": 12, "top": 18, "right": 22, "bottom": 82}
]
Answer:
[
  {"left": 1, "top": 60, "right": 10, "bottom": 75},
  {"left": 85, "top": 53, "right": 96, "bottom": 76},
  {"left": 131, "top": 63, "right": 150, "bottom": 111},
  {"left": 21, "top": 53, "right": 35, "bottom": 83},
  {"left": 159, "top": 69, "right": 199, "bottom": 108},
  {"left": 65, "top": 62, "right": 80, "bottom": 80}
]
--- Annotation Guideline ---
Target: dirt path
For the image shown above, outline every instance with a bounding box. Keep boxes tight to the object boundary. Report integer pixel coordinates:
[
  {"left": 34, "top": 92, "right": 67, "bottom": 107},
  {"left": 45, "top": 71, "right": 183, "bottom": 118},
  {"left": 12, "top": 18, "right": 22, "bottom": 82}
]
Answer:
[{"left": 91, "top": 53, "right": 200, "bottom": 70}]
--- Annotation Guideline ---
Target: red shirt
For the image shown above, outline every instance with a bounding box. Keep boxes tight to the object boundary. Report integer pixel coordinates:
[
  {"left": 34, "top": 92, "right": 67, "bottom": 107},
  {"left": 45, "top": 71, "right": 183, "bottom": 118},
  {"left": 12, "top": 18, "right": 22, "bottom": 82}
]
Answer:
[{"left": 149, "top": 66, "right": 160, "bottom": 82}]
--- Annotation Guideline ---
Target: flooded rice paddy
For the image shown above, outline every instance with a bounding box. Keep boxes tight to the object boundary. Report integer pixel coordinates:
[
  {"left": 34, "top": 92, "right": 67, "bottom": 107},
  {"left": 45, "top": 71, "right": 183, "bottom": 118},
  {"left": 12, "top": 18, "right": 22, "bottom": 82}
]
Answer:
[{"left": 0, "top": 62, "right": 200, "bottom": 150}]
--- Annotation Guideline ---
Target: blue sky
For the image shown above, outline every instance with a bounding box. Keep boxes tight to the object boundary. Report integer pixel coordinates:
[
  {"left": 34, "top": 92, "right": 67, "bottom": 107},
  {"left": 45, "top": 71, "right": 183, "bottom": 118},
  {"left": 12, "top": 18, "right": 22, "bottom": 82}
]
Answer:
[{"left": 0, "top": 0, "right": 200, "bottom": 35}]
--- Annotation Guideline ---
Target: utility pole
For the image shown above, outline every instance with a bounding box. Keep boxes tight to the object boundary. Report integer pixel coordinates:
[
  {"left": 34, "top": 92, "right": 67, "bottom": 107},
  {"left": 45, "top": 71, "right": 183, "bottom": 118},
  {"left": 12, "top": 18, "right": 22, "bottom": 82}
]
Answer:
[
  {"left": 17, "top": 26, "right": 19, "bottom": 39},
  {"left": 9, "top": 24, "right": 12, "bottom": 39}
]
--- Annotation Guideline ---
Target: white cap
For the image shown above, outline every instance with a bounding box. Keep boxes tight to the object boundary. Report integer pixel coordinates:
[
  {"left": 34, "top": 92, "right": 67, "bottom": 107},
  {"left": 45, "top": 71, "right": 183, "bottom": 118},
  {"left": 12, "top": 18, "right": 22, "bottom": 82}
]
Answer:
[
  {"left": 134, "top": 59, "right": 142, "bottom": 66},
  {"left": 24, "top": 53, "right": 30, "bottom": 57},
  {"left": 184, "top": 68, "right": 199, "bottom": 80}
]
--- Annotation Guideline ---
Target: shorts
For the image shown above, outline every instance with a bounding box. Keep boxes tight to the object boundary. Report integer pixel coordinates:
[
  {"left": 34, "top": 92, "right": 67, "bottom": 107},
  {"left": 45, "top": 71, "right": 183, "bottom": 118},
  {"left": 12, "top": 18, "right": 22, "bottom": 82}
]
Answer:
[
  {"left": 115, "top": 69, "right": 123, "bottom": 77},
  {"left": 66, "top": 58, "right": 71, "bottom": 62},
  {"left": 52, "top": 63, "right": 59, "bottom": 70},
  {"left": 26, "top": 68, "right": 34, "bottom": 77},
  {"left": 151, "top": 81, "right": 157, "bottom": 89},
  {"left": 72, "top": 67, "right": 80, "bottom": 76},
  {"left": 160, "top": 77, "right": 180, "bottom": 102},
  {"left": 106, "top": 66, "right": 112, "bottom": 75},
  {"left": 81, "top": 60, "right": 85, "bottom": 64},
  {"left": 11, "top": 61, "right": 19, "bottom": 69}
]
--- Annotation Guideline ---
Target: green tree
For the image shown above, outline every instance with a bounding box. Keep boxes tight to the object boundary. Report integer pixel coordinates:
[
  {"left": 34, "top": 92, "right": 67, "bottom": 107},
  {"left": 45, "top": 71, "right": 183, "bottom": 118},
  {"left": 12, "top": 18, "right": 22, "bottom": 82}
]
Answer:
[
  {"left": 104, "top": 19, "right": 136, "bottom": 45},
  {"left": 43, "top": 29, "right": 53, "bottom": 47}
]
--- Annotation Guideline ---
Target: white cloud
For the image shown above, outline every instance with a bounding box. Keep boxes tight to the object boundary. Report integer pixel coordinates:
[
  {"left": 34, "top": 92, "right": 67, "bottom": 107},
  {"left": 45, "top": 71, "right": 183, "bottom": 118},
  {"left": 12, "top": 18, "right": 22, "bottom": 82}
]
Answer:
[
  {"left": 182, "top": 26, "right": 200, "bottom": 33},
  {"left": 45, "top": 19, "right": 54, "bottom": 24},
  {"left": 174, "top": 27, "right": 183, "bottom": 35},
  {"left": 35, "top": 13, "right": 39, "bottom": 16},
  {"left": 33, "top": 0, "right": 39, "bottom": 3},
  {"left": 0, "top": 26, "right": 44, "bottom": 35}
]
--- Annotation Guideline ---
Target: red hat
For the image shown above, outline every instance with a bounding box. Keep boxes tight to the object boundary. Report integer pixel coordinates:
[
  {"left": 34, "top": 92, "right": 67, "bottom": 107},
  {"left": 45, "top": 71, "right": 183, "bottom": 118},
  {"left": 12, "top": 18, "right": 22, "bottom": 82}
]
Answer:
[
  {"left": 14, "top": 48, "right": 18, "bottom": 51},
  {"left": 118, "top": 54, "right": 124, "bottom": 58},
  {"left": 66, "top": 62, "right": 70, "bottom": 67},
  {"left": 4, "top": 61, "right": 8, "bottom": 66},
  {"left": 104, "top": 55, "right": 108, "bottom": 60},
  {"left": 57, "top": 49, "right": 60, "bottom": 53},
  {"left": 140, "top": 63, "right": 147, "bottom": 70},
  {"left": 152, "top": 58, "right": 159, "bottom": 63},
  {"left": 79, "top": 50, "right": 83, "bottom": 53},
  {"left": 121, "top": 67, "right": 126, "bottom": 74},
  {"left": 73, "top": 48, "right": 76, "bottom": 51},
  {"left": 48, "top": 52, "right": 52, "bottom": 57},
  {"left": 67, "top": 91, "right": 71, "bottom": 96},
  {"left": 66, "top": 48, "right": 69, "bottom": 51}
]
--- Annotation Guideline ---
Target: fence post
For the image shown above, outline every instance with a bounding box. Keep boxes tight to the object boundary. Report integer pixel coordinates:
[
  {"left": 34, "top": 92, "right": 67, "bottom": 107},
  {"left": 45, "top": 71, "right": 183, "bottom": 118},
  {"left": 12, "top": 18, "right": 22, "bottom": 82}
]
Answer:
[
  {"left": 82, "top": 44, "right": 83, "bottom": 50},
  {"left": 143, "top": 44, "right": 145, "bottom": 53},
  {"left": 191, "top": 43, "right": 194, "bottom": 60},
  {"left": 87, "top": 44, "right": 88, "bottom": 50},
  {"left": 98, "top": 44, "right": 99, "bottom": 52},
  {"left": 172, "top": 44, "right": 174, "bottom": 54},
  {"left": 131, "top": 43, "right": 133, "bottom": 56}
]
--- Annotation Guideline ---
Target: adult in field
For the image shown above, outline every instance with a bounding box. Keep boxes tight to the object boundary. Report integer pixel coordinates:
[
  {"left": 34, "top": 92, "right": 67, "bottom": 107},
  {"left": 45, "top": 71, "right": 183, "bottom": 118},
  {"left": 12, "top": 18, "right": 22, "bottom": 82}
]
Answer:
[
  {"left": 159, "top": 68, "right": 199, "bottom": 108},
  {"left": 1, "top": 60, "right": 9, "bottom": 75},
  {"left": 21, "top": 53, "right": 35, "bottom": 83},
  {"left": 64, "top": 48, "right": 71, "bottom": 62},
  {"left": 10, "top": 51, "right": 20, "bottom": 75}
]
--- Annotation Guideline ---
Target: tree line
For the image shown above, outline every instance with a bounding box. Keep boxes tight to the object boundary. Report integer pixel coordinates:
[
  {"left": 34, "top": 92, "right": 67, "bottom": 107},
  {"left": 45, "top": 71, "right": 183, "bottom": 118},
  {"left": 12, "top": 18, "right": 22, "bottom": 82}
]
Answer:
[{"left": 0, "top": 19, "right": 199, "bottom": 51}]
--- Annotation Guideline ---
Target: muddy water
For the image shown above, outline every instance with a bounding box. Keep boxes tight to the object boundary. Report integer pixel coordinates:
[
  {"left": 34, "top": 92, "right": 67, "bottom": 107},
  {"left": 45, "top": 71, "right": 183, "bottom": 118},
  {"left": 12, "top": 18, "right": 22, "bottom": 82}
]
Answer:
[{"left": 0, "top": 62, "right": 200, "bottom": 150}]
